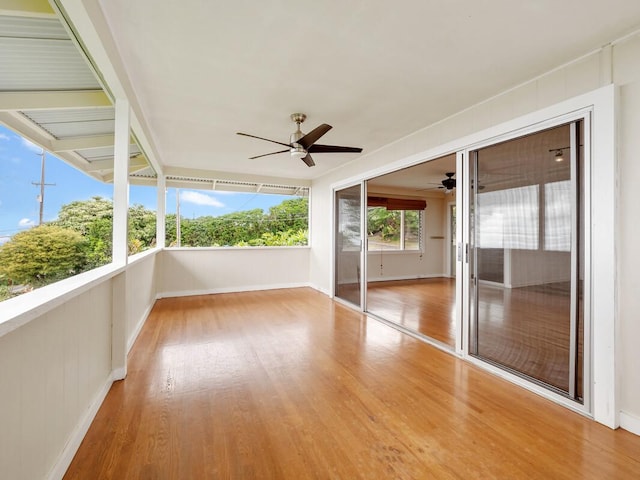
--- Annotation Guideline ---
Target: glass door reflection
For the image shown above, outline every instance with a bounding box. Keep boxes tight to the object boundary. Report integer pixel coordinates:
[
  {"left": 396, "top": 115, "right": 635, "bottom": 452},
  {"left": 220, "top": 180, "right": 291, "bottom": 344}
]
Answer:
[
  {"left": 334, "top": 184, "right": 363, "bottom": 307},
  {"left": 470, "top": 121, "right": 584, "bottom": 401}
]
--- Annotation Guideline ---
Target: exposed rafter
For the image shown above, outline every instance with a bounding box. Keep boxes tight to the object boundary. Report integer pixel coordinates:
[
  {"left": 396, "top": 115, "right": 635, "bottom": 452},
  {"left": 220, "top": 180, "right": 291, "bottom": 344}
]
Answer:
[
  {"left": 52, "top": 134, "right": 115, "bottom": 152},
  {"left": 85, "top": 155, "right": 147, "bottom": 173},
  {"left": 0, "top": 0, "right": 55, "bottom": 17},
  {"left": 0, "top": 90, "right": 110, "bottom": 111}
]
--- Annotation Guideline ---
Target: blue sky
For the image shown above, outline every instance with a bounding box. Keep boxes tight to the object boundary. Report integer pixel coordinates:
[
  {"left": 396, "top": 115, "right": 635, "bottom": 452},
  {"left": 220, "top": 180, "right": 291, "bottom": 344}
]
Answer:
[{"left": 0, "top": 124, "right": 296, "bottom": 243}]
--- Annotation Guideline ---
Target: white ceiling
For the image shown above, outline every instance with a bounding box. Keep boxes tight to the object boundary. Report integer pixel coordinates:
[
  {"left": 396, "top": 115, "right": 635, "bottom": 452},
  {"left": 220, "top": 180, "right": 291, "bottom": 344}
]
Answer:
[
  {"left": 3, "top": 2, "right": 639, "bottom": 188},
  {"left": 59, "top": 1, "right": 640, "bottom": 181}
]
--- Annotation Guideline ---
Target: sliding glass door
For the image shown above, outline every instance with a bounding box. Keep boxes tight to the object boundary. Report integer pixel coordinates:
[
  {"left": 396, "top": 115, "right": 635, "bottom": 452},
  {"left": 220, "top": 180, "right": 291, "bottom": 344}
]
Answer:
[
  {"left": 469, "top": 120, "right": 584, "bottom": 401},
  {"left": 334, "top": 184, "right": 363, "bottom": 307}
]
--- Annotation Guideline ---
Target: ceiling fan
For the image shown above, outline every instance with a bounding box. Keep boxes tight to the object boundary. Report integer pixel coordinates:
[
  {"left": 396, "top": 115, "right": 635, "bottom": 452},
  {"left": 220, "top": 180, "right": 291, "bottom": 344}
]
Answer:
[
  {"left": 237, "top": 113, "right": 363, "bottom": 167},
  {"left": 440, "top": 172, "right": 456, "bottom": 191}
]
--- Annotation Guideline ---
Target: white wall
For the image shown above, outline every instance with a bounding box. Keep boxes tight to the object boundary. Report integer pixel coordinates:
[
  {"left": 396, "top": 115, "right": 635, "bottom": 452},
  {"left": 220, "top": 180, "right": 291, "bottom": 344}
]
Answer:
[
  {"left": 505, "top": 249, "right": 571, "bottom": 288},
  {"left": 310, "top": 33, "right": 640, "bottom": 431},
  {"left": 159, "top": 247, "right": 311, "bottom": 297},
  {"left": 0, "top": 281, "right": 113, "bottom": 480},
  {"left": 615, "top": 33, "right": 640, "bottom": 432}
]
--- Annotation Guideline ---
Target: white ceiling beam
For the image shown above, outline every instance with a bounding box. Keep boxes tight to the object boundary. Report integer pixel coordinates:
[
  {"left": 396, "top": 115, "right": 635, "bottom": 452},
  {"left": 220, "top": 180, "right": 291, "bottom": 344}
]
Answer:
[
  {"left": 0, "top": 111, "right": 54, "bottom": 150},
  {"left": 0, "top": 0, "right": 55, "bottom": 17},
  {"left": 0, "top": 90, "right": 111, "bottom": 111},
  {"left": 51, "top": 134, "right": 115, "bottom": 152},
  {"left": 164, "top": 167, "right": 311, "bottom": 188},
  {"left": 85, "top": 156, "right": 147, "bottom": 172},
  {"left": 128, "top": 157, "right": 148, "bottom": 173}
]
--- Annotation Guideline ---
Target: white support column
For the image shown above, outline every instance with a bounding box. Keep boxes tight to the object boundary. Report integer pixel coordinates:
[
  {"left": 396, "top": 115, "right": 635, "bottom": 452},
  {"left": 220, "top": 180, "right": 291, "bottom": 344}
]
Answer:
[
  {"left": 113, "top": 97, "right": 130, "bottom": 265},
  {"left": 157, "top": 175, "right": 166, "bottom": 248},
  {"left": 111, "top": 98, "right": 130, "bottom": 380}
]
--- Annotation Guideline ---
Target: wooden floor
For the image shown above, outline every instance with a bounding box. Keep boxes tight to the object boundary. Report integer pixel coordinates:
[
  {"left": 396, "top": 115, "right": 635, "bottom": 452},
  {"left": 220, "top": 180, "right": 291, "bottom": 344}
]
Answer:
[
  {"left": 64, "top": 288, "right": 640, "bottom": 479},
  {"left": 475, "top": 281, "right": 580, "bottom": 394},
  {"left": 366, "top": 277, "right": 456, "bottom": 346},
  {"left": 366, "top": 278, "right": 579, "bottom": 393}
]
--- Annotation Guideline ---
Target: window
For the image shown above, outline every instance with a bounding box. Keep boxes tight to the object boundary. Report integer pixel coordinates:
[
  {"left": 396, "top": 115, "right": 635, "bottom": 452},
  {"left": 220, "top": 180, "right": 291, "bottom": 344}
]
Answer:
[
  {"left": 367, "top": 206, "right": 423, "bottom": 251},
  {"left": 129, "top": 184, "right": 158, "bottom": 255},
  {"left": 165, "top": 185, "right": 309, "bottom": 247},
  {"left": 0, "top": 125, "right": 114, "bottom": 302}
]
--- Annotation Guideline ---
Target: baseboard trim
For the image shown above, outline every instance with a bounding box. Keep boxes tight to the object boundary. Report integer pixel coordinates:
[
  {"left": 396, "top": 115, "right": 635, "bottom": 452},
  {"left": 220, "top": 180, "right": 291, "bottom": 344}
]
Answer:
[
  {"left": 159, "top": 282, "right": 312, "bottom": 299},
  {"left": 620, "top": 410, "right": 640, "bottom": 436},
  {"left": 127, "top": 301, "right": 155, "bottom": 354},
  {"left": 367, "top": 274, "right": 447, "bottom": 283},
  {"left": 46, "top": 375, "right": 114, "bottom": 480}
]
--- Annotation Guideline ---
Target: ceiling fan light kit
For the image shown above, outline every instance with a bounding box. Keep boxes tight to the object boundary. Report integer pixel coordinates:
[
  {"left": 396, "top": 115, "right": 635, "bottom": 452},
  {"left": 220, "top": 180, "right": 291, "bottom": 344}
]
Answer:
[{"left": 237, "top": 113, "right": 362, "bottom": 167}]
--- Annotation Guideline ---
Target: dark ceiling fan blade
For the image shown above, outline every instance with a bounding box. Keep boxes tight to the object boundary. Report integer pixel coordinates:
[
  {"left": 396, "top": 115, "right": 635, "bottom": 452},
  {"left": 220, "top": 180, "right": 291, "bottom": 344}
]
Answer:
[
  {"left": 237, "top": 132, "right": 291, "bottom": 148},
  {"left": 301, "top": 154, "right": 315, "bottom": 167},
  {"left": 296, "top": 124, "right": 332, "bottom": 149},
  {"left": 308, "top": 144, "right": 363, "bottom": 154},
  {"left": 248, "top": 149, "right": 289, "bottom": 160}
]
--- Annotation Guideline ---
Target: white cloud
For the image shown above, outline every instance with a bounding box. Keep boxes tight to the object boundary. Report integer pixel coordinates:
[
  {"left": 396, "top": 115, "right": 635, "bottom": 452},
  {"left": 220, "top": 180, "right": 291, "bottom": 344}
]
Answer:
[
  {"left": 18, "top": 218, "right": 36, "bottom": 228},
  {"left": 0, "top": 133, "right": 9, "bottom": 141},
  {"left": 20, "top": 138, "right": 43, "bottom": 153},
  {"left": 0, "top": 236, "right": 9, "bottom": 245},
  {"left": 180, "top": 191, "right": 224, "bottom": 208}
]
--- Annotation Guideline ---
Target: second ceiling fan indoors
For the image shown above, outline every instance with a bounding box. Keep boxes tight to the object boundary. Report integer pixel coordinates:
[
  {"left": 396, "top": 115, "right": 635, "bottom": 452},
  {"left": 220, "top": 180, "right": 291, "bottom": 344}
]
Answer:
[{"left": 237, "top": 113, "right": 363, "bottom": 167}]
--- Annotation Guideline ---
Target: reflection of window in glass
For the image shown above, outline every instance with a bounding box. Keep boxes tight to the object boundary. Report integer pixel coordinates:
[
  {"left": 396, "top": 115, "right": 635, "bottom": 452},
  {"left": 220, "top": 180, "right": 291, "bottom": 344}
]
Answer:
[
  {"left": 367, "top": 207, "right": 422, "bottom": 251},
  {"left": 0, "top": 125, "right": 113, "bottom": 302},
  {"left": 339, "top": 196, "right": 361, "bottom": 252},
  {"left": 404, "top": 210, "right": 421, "bottom": 250},
  {"left": 165, "top": 187, "right": 309, "bottom": 247},
  {"left": 477, "top": 185, "right": 539, "bottom": 249},
  {"left": 544, "top": 180, "right": 571, "bottom": 251}
]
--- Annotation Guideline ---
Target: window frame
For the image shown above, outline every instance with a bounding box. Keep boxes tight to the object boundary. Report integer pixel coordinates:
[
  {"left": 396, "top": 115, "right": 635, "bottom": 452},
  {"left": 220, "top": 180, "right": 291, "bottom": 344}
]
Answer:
[{"left": 366, "top": 206, "right": 424, "bottom": 253}]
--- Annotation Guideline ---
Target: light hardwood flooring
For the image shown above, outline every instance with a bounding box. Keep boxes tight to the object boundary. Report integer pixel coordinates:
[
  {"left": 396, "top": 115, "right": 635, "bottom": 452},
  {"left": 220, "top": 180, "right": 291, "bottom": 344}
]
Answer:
[
  {"left": 366, "top": 277, "right": 456, "bottom": 346},
  {"left": 64, "top": 288, "right": 640, "bottom": 479},
  {"left": 366, "top": 278, "right": 580, "bottom": 394}
]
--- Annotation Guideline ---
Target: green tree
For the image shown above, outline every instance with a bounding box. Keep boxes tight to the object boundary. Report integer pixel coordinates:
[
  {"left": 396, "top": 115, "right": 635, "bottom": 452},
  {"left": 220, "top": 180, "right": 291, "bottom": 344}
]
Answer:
[
  {"left": 165, "top": 196, "right": 309, "bottom": 248},
  {"left": 266, "top": 197, "right": 308, "bottom": 234},
  {"left": 55, "top": 197, "right": 157, "bottom": 257},
  {"left": 249, "top": 229, "right": 308, "bottom": 246},
  {"left": 367, "top": 207, "right": 400, "bottom": 241},
  {"left": 128, "top": 204, "right": 157, "bottom": 249},
  {"left": 54, "top": 196, "right": 113, "bottom": 264},
  {"left": 0, "top": 225, "right": 87, "bottom": 285},
  {"left": 55, "top": 196, "right": 113, "bottom": 235}
]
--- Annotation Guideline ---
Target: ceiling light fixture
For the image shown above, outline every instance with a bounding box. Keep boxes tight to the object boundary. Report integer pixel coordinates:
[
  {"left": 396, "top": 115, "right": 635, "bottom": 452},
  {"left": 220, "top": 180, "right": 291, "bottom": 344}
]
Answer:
[
  {"left": 290, "top": 145, "right": 307, "bottom": 161},
  {"left": 554, "top": 149, "right": 564, "bottom": 162},
  {"left": 549, "top": 146, "right": 569, "bottom": 162}
]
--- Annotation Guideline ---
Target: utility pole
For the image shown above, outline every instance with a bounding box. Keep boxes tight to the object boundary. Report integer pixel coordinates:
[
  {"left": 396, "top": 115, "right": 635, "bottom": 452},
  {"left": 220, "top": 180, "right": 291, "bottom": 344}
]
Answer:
[{"left": 31, "top": 149, "right": 55, "bottom": 225}]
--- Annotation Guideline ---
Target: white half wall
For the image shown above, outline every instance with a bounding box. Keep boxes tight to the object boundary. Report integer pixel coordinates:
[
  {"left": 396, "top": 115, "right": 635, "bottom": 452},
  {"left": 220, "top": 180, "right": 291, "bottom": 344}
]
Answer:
[
  {"left": 126, "top": 250, "right": 159, "bottom": 352},
  {"left": 159, "top": 247, "right": 311, "bottom": 297},
  {"left": 0, "top": 281, "right": 113, "bottom": 480}
]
